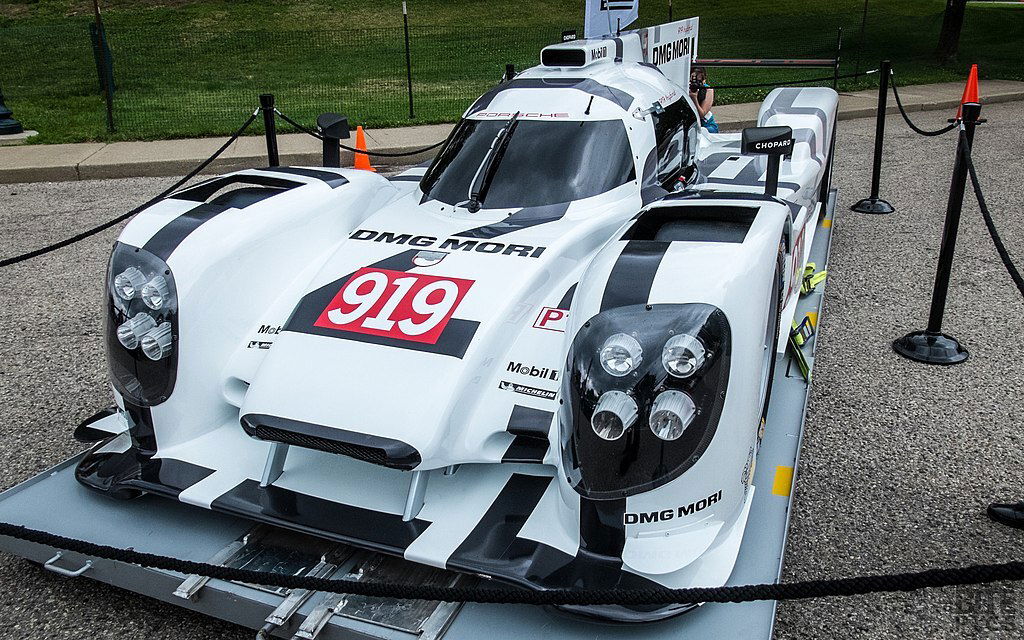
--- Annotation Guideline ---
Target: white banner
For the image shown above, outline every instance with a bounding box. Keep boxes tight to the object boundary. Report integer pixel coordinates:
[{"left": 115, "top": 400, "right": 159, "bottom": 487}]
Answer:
[
  {"left": 584, "top": 0, "right": 639, "bottom": 39},
  {"left": 639, "top": 17, "right": 699, "bottom": 88}
]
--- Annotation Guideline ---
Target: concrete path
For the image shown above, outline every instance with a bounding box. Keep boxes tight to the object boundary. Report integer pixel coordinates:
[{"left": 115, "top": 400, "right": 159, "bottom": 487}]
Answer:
[{"left": 1, "top": 80, "right": 1022, "bottom": 184}]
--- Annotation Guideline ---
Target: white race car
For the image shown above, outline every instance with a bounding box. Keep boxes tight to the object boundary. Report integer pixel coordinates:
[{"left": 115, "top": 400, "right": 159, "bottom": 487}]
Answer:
[{"left": 76, "top": 17, "right": 837, "bottom": 622}]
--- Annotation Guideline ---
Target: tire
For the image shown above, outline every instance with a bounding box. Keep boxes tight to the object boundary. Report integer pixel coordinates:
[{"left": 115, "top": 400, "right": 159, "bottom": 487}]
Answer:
[
  {"left": 817, "top": 117, "right": 837, "bottom": 213},
  {"left": 757, "top": 245, "right": 785, "bottom": 438}
]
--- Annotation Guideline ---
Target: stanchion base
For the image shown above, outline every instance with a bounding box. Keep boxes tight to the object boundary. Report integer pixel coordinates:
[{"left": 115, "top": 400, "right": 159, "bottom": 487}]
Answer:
[
  {"left": 850, "top": 197, "right": 895, "bottom": 214},
  {"left": 893, "top": 331, "right": 968, "bottom": 365}
]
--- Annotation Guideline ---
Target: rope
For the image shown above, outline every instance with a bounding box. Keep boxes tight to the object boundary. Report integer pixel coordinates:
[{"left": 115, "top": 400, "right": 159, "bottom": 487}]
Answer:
[
  {"left": 0, "top": 110, "right": 260, "bottom": 269},
  {"left": 961, "top": 130, "right": 1024, "bottom": 299},
  {"left": 714, "top": 69, "right": 876, "bottom": 90},
  {"left": 4, "top": 521, "right": 1024, "bottom": 606},
  {"left": 889, "top": 73, "right": 958, "bottom": 137},
  {"left": 274, "top": 109, "right": 446, "bottom": 157}
]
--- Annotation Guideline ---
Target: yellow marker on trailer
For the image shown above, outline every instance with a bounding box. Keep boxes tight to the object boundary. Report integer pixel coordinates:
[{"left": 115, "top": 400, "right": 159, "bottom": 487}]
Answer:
[{"left": 772, "top": 466, "right": 794, "bottom": 496}]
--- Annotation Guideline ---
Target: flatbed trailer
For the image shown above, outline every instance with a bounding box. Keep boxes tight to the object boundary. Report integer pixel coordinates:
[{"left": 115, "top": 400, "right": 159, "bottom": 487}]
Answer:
[{"left": 0, "top": 191, "right": 838, "bottom": 640}]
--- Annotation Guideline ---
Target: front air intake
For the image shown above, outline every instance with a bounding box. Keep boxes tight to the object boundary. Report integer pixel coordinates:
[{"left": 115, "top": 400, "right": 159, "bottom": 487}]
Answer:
[{"left": 241, "top": 413, "right": 422, "bottom": 470}]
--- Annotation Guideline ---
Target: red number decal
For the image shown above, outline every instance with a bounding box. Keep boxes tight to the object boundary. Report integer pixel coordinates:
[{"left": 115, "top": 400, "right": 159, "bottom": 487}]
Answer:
[{"left": 314, "top": 268, "right": 474, "bottom": 344}]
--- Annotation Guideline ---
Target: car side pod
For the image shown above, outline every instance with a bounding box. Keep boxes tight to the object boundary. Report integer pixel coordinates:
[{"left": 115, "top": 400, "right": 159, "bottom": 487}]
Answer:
[{"left": 740, "top": 126, "right": 794, "bottom": 197}]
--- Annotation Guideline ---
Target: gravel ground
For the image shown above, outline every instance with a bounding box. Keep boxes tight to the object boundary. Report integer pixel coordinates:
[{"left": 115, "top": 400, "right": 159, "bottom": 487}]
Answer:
[{"left": 1, "top": 102, "right": 1022, "bottom": 639}]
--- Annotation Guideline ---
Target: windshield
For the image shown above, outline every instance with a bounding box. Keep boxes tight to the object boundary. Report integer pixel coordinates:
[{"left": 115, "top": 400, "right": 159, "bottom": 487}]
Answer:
[{"left": 422, "top": 119, "right": 636, "bottom": 209}]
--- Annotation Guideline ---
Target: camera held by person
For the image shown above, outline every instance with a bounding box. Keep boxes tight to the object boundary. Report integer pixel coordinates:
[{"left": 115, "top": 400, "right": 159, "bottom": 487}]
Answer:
[{"left": 689, "top": 66, "right": 719, "bottom": 133}]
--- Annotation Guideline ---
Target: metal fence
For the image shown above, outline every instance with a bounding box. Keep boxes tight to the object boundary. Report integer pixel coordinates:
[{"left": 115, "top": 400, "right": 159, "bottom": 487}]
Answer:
[
  {"left": 2, "top": 21, "right": 569, "bottom": 139},
  {"left": 1, "top": 1, "right": 1017, "bottom": 142}
]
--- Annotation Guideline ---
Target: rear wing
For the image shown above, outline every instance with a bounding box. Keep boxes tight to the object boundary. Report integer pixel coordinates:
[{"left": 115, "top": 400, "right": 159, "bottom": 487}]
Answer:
[{"left": 540, "top": 17, "right": 699, "bottom": 90}]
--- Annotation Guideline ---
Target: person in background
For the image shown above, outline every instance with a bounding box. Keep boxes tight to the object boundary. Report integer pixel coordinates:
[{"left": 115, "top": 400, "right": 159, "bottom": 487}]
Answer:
[{"left": 689, "top": 66, "right": 718, "bottom": 133}]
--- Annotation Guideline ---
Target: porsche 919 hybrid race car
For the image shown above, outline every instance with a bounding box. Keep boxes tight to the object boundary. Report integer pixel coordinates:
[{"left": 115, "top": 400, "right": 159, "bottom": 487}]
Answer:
[{"left": 75, "top": 17, "right": 837, "bottom": 622}]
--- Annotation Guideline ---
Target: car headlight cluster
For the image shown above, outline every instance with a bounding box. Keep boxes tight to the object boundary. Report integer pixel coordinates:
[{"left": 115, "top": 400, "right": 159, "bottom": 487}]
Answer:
[
  {"left": 112, "top": 263, "right": 174, "bottom": 361},
  {"left": 112, "top": 276, "right": 174, "bottom": 361},
  {"left": 595, "top": 332, "right": 707, "bottom": 442},
  {"left": 560, "top": 303, "right": 731, "bottom": 498},
  {"left": 105, "top": 242, "right": 179, "bottom": 406}
]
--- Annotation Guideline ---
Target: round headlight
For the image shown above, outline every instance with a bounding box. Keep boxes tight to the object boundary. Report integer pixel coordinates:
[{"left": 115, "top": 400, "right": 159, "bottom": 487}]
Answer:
[
  {"left": 591, "top": 390, "right": 638, "bottom": 441},
  {"left": 141, "top": 275, "right": 170, "bottom": 310},
  {"left": 649, "top": 390, "right": 696, "bottom": 441},
  {"left": 116, "top": 313, "right": 157, "bottom": 350},
  {"left": 599, "top": 333, "right": 643, "bottom": 377},
  {"left": 140, "top": 322, "right": 173, "bottom": 361},
  {"left": 113, "top": 267, "right": 147, "bottom": 300},
  {"left": 662, "top": 333, "right": 706, "bottom": 378}
]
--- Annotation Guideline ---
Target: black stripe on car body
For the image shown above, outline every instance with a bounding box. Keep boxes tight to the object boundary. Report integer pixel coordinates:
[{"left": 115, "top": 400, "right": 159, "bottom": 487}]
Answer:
[
  {"left": 122, "top": 400, "right": 157, "bottom": 455},
  {"left": 760, "top": 88, "right": 830, "bottom": 139},
  {"left": 75, "top": 429, "right": 216, "bottom": 502},
  {"left": 600, "top": 240, "right": 670, "bottom": 312},
  {"left": 579, "top": 496, "right": 627, "bottom": 561},
  {"left": 142, "top": 172, "right": 325, "bottom": 260},
  {"left": 501, "top": 405, "right": 553, "bottom": 463},
  {"left": 446, "top": 474, "right": 663, "bottom": 592},
  {"left": 451, "top": 473, "right": 552, "bottom": 564},
  {"left": 297, "top": 317, "right": 480, "bottom": 359},
  {"left": 557, "top": 283, "right": 578, "bottom": 309},
  {"left": 172, "top": 174, "right": 303, "bottom": 202},
  {"left": 668, "top": 187, "right": 802, "bottom": 217},
  {"left": 700, "top": 155, "right": 803, "bottom": 192},
  {"left": 455, "top": 201, "right": 570, "bottom": 239},
  {"left": 212, "top": 479, "right": 430, "bottom": 554},
  {"left": 142, "top": 203, "right": 230, "bottom": 261},
  {"left": 262, "top": 166, "right": 350, "bottom": 188},
  {"left": 468, "top": 78, "right": 634, "bottom": 114}
]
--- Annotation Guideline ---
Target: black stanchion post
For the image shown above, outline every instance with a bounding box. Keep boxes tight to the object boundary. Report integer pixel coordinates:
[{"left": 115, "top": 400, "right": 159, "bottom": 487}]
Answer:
[
  {"left": 832, "top": 27, "right": 843, "bottom": 90},
  {"left": 317, "top": 113, "right": 350, "bottom": 168},
  {"left": 850, "top": 60, "right": 895, "bottom": 214},
  {"left": 504, "top": 63, "right": 516, "bottom": 83},
  {"left": 0, "top": 85, "right": 25, "bottom": 135},
  {"left": 92, "top": 0, "right": 115, "bottom": 133},
  {"left": 892, "top": 101, "right": 983, "bottom": 366},
  {"left": 402, "top": 1, "right": 415, "bottom": 119},
  {"left": 854, "top": 0, "right": 870, "bottom": 77},
  {"left": 259, "top": 94, "right": 279, "bottom": 167}
]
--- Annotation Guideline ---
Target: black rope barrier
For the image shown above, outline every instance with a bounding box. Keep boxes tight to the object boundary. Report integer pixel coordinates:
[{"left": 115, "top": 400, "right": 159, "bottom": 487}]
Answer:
[
  {"left": 0, "top": 110, "right": 261, "bottom": 269},
  {"left": 3, "top": 521, "right": 1024, "bottom": 606},
  {"left": 962, "top": 131, "right": 1024, "bottom": 299},
  {"left": 713, "top": 69, "right": 876, "bottom": 90},
  {"left": 274, "top": 109, "right": 446, "bottom": 157},
  {"left": 890, "top": 73, "right": 958, "bottom": 137}
]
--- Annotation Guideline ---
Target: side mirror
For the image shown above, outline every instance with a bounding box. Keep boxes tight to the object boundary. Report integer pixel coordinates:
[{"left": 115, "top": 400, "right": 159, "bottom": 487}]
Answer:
[
  {"left": 741, "top": 126, "right": 793, "bottom": 196},
  {"left": 317, "top": 113, "right": 350, "bottom": 140},
  {"left": 317, "top": 113, "right": 350, "bottom": 168}
]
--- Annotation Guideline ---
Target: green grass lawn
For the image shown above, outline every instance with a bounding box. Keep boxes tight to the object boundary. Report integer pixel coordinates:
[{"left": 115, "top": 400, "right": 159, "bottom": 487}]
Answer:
[{"left": 2, "top": 0, "right": 1021, "bottom": 144}]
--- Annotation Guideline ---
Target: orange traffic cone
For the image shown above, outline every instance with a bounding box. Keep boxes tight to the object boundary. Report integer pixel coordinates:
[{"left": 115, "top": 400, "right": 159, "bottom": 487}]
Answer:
[
  {"left": 353, "top": 126, "right": 376, "bottom": 172},
  {"left": 955, "top": 64, "right": 980, "bottom": 120}
]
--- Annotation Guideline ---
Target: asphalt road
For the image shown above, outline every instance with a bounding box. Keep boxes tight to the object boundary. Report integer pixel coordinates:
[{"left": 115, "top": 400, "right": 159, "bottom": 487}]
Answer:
[{"left": 1, "top": 101, "right": 1023, "bottom": 639}]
